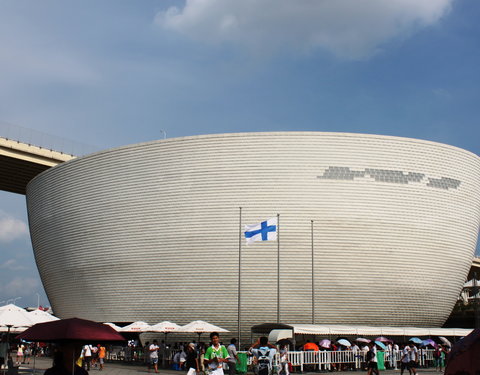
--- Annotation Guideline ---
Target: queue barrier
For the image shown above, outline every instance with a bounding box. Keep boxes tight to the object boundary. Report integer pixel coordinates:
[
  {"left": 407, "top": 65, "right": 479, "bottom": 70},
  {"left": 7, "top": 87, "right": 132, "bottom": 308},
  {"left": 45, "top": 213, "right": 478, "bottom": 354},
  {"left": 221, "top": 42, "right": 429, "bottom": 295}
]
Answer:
[
  {"left": 285, "top": 349, "right": 436, "bottom": 372},
  {"left": 107, "top": 348, "right": 437, "bottom": 372},
  {"left": 239, "top": 349, "right": 436, "bottom": 372}
]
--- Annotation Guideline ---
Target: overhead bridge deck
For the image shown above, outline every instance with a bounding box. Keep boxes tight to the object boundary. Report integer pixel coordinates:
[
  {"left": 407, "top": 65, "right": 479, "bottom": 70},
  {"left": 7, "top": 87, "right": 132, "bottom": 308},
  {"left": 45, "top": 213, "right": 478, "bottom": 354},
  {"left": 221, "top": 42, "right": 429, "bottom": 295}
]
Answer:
[{"left": 0, "top": 137, "right": 74, "bottom": 194}]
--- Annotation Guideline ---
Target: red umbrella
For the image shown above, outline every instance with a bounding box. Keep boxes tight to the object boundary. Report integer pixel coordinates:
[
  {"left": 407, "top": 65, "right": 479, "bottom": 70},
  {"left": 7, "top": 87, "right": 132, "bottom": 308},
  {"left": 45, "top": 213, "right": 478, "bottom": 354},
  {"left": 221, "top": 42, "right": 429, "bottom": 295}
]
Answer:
[{"left": 16, "top": 317, "right": 125, "bottom": 343}]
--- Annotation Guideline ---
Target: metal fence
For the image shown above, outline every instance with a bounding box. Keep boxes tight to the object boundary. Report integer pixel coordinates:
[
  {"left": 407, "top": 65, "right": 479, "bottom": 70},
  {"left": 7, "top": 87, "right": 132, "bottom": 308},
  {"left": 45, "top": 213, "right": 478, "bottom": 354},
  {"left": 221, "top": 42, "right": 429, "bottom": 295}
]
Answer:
[
  {"left": 108, "top": 348, "right": 438, "bottom": 372},
  {"left": 279, "top": 349, "right": 436, "bottom": 371}
]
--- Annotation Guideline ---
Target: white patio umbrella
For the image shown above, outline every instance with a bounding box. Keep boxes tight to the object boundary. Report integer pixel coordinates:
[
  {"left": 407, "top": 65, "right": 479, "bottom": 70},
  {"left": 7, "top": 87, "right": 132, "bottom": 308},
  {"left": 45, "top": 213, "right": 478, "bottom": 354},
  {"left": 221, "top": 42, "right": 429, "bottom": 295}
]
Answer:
[
  {"left": 150, "top": 321, "right": 182, "bottom": 333},
  {"left": 0, "top": 304, "right": 36, "bottom": 332},
  {"left": 103, "top": 322, "right": 122, "bottom": 332},
  {"left": 337, "top": 339, "right": 352, "bottom": 347},
  {"left": 149, "top": 321, "right": 183, "bottom": 367},
  {"left": 180, "top": 320, "right": 229, "bottom": 342},
  {"left": 21, "top": 306, "right": 58, "bottom": 372},
  {"left": 28, "top": 309, "right": 59, "bottom": 324},
  {"left": 120, "top": 321, "right": 152, "bottom": 332},
  {"left": 0, "top": 304, "right": 36, "bottom": 364}
]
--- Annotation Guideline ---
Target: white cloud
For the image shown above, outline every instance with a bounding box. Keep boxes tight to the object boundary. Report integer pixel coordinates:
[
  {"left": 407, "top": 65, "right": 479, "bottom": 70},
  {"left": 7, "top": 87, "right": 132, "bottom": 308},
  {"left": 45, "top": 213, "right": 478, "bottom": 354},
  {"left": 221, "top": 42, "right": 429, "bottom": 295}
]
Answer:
[
  {"left": 155, "top": 0, "right": 453, "bottom": 59},
  {"left": 1, "top": 277, "right": 39, "bottom": 297},
  {"left": 0, "top": 259, "right": 27, "bottom": 271},
  {"left": 0, "top": 211, "right": 29, "bottom": 243}
]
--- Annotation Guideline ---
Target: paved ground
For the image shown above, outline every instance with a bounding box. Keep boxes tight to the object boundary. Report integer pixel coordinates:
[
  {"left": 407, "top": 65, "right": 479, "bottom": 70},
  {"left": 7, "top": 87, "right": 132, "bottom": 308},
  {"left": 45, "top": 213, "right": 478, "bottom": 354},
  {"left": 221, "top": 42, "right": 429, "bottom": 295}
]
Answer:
[{"left": 16, "top": 358, "right": 444, "bottom": 375}]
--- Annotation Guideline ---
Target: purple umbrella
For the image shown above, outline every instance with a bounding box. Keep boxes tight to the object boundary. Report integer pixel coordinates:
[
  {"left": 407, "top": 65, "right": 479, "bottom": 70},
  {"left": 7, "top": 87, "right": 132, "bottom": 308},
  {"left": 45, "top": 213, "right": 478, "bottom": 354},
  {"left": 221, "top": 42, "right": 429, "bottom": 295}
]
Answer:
[
  {"left": 375, "top": 336, "right": 392, "bottom": 343},
  {"left": 421, "top": 339, "right": 437, "bottom": 347},
  {"left": 319, "top": 339, "right": 331, "bottom": 349},
  {"left": 355, "top": 338, "right": 371, "bottom": 343}
]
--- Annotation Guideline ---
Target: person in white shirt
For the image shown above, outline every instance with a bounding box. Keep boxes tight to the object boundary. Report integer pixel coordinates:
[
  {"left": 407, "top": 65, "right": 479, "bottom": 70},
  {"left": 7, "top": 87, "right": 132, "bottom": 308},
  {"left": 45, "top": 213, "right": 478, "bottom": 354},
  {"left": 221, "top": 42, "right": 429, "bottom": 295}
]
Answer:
[
  {"left": 366, "top": 342, "right": 378, "bottom": 375},
  {"left": 393, "top": 344, "right": 399, "bottom": 370},
  {"left": 350, "top": 344, "right": 359, "bottom": 370},
  {"left": 279, "top": 344, "right": 289, "bottom": 375},
  {"left": 386, "top": 343, "right": 394, "bottom": 369},
  {"left": 227, "top": 338, "right": 239, "bottom": 375},
  {"left": 408, "top": 343, "right": 418, "bottom": 375},
  {"left": 179, "top": 350, "right": 187, "bottom": 369},
  {"left": 82, "top": 344, "right": 93, "bottom": 371},
  {"left": 148, "top": 340, "right": 160, "bottom": 373},
  {"left": 400, "top": 345, "right": 411, "bottom": 375},
  {"left": 361, "top": 345, "right": 369, "bottom": 370}
]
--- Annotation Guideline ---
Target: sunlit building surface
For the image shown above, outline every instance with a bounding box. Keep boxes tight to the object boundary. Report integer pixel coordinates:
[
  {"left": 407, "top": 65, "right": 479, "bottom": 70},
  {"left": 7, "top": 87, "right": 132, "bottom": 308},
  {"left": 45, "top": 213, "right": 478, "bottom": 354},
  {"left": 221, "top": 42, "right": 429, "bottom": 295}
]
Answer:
[{"left": 26, "top": 132, "right": 480, "bottom": 335}]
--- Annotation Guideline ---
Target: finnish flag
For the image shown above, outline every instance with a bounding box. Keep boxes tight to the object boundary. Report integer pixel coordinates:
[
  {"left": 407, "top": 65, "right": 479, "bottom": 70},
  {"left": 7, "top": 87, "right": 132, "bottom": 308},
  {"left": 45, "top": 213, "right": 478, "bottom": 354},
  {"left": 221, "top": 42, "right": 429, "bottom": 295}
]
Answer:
[{"left": 244, "top": 217, "right": 277, "bottom": 245}]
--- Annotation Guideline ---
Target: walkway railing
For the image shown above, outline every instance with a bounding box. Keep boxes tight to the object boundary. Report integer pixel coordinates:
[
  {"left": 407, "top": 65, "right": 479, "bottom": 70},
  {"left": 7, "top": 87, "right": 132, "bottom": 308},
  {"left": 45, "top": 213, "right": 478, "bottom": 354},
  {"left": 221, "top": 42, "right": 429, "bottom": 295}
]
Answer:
[{"left": 0, "top": 121, "right": 99, "bottom": 157}]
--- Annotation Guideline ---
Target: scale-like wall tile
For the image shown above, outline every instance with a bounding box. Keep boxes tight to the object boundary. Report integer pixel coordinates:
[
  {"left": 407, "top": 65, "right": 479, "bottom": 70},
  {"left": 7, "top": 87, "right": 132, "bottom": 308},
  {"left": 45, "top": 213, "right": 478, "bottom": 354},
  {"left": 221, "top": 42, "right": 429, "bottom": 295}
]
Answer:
[{"left": 26, "top": 132, "right": 480, "bottom": 338}]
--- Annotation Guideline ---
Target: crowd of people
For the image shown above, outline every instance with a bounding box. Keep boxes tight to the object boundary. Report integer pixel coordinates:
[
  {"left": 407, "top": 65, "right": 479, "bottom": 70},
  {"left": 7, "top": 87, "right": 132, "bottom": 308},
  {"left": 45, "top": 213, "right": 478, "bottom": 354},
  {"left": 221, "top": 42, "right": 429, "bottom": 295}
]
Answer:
[
  {"left": 143, "top": 332, "right": 284, "bottom": 375},
  {"left": 0, "top": 335, "right": 54, "bottom": 368},
  {"left": 0, "top": 331, "right": 453, "bottom": 375},
  {"left": 297, "top": 338, "right": 450, "bottom": 374},
  {"left": 110, "top": 334, "right": 452, "bottom": 375},
  {"left": 79, "top": 344, "right": 107, "bottom": 371}
]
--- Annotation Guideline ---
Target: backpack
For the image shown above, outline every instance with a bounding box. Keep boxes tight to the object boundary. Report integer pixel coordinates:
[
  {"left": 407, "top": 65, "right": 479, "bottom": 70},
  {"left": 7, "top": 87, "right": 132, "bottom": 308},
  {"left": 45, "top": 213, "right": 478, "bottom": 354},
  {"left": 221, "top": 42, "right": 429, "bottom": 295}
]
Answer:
[{"left": 256, "top": 348, "right": 272, "bottom": 375}]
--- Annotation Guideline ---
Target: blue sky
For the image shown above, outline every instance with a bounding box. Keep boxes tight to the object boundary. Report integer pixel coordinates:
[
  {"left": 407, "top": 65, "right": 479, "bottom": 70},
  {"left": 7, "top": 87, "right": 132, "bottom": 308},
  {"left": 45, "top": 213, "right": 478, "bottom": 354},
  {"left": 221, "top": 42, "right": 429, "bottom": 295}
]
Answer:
[{"left": 0, "top": 0, "right": 479, "bottom": 308}]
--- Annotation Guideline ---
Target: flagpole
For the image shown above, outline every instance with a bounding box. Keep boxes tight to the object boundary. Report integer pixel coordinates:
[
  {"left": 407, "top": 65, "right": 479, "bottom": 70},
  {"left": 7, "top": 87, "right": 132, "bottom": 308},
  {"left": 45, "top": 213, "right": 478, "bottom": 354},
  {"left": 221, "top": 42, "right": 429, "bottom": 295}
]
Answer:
[
  {"left": 311, "top": 220, "right": 315, "bottom": 324},
  {"left": 238, "top": 207, "right": 242, "bottom": 347},
  {"left": 277, "top": 213, "right": 280, "bottom": 324}
]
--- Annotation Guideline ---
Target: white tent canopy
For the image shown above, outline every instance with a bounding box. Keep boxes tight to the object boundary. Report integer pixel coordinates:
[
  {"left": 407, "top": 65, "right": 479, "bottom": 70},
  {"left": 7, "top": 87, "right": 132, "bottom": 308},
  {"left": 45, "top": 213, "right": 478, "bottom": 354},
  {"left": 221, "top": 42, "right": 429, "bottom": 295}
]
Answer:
[
  {"left": 252, "top": 323, "right": 473, "bottom": 338},
  {"left": 269, "top": 329, "right": 294, "bottom": 343}
]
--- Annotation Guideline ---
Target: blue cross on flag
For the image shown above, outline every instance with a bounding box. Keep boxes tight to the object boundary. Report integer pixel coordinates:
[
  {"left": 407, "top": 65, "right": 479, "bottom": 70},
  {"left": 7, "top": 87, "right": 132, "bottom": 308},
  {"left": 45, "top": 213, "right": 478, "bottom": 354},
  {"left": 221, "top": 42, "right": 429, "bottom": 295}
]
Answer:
[{"left": 244, "top": 217, "right": 277, "bottom": 245}]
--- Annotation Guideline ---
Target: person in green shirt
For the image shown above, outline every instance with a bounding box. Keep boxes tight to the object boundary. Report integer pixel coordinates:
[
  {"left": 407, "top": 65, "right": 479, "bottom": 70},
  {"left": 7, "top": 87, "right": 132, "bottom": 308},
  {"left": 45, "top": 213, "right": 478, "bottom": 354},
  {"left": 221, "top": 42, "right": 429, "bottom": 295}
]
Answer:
[{"left": 204, "top": 332, "right": 230, "bottom": 375}]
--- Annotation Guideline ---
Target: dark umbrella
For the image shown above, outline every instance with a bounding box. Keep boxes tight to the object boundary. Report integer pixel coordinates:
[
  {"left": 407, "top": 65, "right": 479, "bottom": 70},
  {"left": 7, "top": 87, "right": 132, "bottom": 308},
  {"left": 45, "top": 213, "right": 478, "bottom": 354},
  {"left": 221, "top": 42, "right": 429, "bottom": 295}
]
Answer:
[
  {"left": 17, "top": 318, "right": 125, "bottom": 375},
  {"left": 17, "top": 317, "right": 126, "bottom": 343},
  {"left": 445, "top": 328, "right": 480, "bottom": 375}
]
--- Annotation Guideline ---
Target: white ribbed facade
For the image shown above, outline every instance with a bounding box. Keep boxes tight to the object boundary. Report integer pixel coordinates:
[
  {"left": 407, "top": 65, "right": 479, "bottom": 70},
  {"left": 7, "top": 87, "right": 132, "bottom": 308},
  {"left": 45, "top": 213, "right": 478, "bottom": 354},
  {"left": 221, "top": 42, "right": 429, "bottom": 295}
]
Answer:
[{"left": 26, "top": 132, "right": 480, "bottom": 335}]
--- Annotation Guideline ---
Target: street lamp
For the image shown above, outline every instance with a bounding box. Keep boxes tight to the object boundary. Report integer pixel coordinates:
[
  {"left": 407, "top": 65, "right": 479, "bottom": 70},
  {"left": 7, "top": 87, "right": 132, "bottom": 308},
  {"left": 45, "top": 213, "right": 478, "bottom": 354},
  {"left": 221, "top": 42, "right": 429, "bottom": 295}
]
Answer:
[
  {"left": 6, "top": 299, "right": 13, "bottom": 304},
  {"left": 12, "top": 297, "right": 21, "bottom": 305},
  {"left": 160, "top": 130, "right": 167, "bottom": 140},
  {"left": 36, "top": 293, "right": 40, "bottom": 309}
]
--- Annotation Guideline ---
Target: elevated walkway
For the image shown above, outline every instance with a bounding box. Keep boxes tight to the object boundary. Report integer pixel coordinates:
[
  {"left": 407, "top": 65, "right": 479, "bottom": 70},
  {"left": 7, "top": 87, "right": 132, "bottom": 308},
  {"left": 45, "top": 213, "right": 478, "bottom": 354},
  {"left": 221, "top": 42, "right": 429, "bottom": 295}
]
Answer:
[{"left": 0, "top": 136, "right": 74, "bottom": 194}]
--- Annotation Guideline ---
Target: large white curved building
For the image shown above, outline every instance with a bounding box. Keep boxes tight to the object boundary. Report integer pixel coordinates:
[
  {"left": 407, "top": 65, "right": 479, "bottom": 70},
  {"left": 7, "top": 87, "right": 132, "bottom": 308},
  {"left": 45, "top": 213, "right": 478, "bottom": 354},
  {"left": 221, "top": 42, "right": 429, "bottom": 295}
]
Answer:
[{"left": 26, "top": 132, "right": 480, "bottom": 335}]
